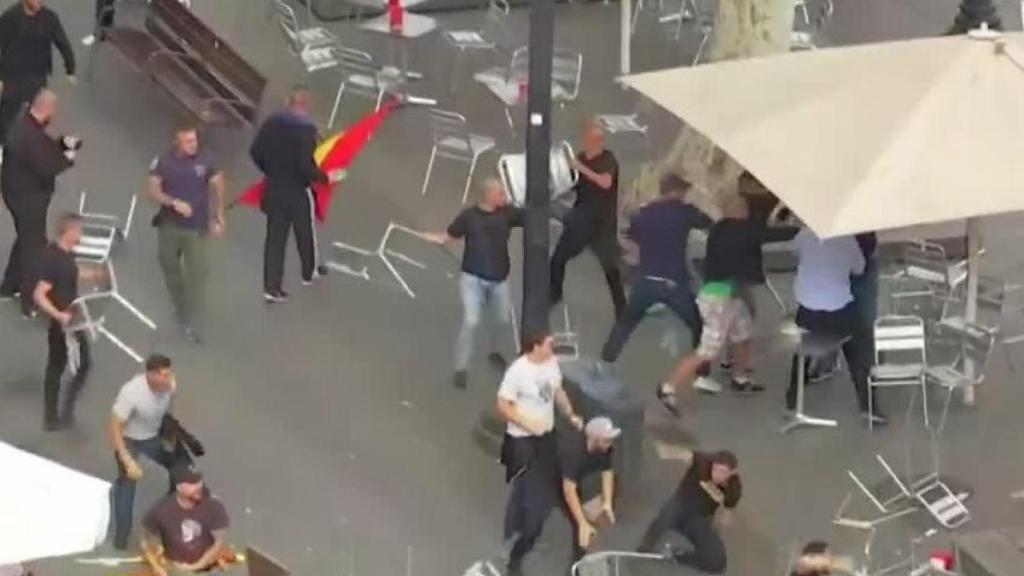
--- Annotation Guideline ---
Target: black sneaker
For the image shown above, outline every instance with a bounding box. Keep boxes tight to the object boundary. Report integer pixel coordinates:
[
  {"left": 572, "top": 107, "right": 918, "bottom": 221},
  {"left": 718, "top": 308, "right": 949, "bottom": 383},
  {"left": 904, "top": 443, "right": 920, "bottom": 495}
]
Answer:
[
  {"left": 0, "top": 289, "right": 19, "bottom": 301},
  {"left": 317, "top": 264, "right": 330, "bottom": 277},
  {"left": 655, "top": 384, "right": 681, "bottom": 418},
  {"left": 487, "top": 352, "right": 508, "bottom": 371},
  {"left": 861, "top": 411, "right": 889, "bottom": 427},
  {"left": 730, "top": 377, "right": 765, "bottom": 395},
  {"left": 453, "top": 371, "right": 468, "bottom": 390}
]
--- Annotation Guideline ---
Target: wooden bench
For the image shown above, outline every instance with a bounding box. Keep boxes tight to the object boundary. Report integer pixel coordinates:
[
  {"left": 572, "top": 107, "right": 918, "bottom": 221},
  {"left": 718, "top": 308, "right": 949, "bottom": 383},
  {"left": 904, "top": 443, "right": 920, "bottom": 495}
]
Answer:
[{"left": 97, "top": 0, "right": 266, "bottom": 127}]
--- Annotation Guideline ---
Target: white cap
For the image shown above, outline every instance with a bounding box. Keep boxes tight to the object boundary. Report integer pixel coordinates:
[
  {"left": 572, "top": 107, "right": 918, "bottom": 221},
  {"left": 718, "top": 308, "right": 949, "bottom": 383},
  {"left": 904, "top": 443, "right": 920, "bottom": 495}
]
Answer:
[{"left": 584, "top": 417, "right": 621, "bottom": 441}]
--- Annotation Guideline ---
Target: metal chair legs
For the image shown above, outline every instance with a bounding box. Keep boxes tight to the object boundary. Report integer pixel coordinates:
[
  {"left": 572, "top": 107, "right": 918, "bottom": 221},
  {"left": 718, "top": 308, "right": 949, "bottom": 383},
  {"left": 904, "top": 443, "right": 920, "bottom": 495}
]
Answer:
[
  {"left": 462, "top": 154, "right": 480, "bottom": 204},
  {"left": 420, "top": 146, "right": 438, "bottom": 196},
  {"left": 328, "top": 79, "right": 345, "bottom": 129}
]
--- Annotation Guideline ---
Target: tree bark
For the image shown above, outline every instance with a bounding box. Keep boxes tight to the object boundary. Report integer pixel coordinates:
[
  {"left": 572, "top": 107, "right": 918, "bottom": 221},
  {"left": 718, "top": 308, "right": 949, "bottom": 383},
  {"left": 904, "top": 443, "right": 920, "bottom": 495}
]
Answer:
[
  {"left": 625, "top": 0, "right": 794, "bottom": 216},
  {"left": 948, "top": 0, "right": 1002, "bottom": 34}
]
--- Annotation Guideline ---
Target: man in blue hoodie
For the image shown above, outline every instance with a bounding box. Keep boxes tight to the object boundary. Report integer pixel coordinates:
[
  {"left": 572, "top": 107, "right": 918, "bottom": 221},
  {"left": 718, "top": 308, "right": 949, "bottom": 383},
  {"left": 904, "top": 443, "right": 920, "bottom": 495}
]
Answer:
[{"left": 249, "top": 86, "right": 342, "bottom": 303}]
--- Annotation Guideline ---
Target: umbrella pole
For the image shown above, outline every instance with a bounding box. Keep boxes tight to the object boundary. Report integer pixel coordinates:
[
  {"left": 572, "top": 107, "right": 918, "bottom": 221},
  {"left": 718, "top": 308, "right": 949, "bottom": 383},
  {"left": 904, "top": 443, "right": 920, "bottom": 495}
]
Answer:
[{"left": 963, "top": 217, "right": 981, "bottom": 404}]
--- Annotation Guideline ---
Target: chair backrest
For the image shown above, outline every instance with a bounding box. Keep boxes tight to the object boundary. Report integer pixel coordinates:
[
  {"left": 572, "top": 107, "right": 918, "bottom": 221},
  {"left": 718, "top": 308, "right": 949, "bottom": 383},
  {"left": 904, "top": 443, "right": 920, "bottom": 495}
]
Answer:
[
  {"left": 902, "top": 241, "right": 955, "bottom": 287},
  {"left": 273, "top": 1, "right": 303, "bottom": 49},
  {"left": 428, "top": 109, "right": 472, "bottom": 153},
  {"left": 481, "top": 0, "right": 511, "bottom": 45},
  {"left": 960, "top": 322, "right": 997, "bottom": 380},
  {"left": 552, "top": 46, "right": 582, "bottom": 99},
  {"left": 336, "top": 46, "right": 382, "bottom": 88},
  {"left": 509, "top": 46, "right": 529, "bottom": 81},
  {"left": 873, "top": 315, "right": 926, "bottom": 366}
]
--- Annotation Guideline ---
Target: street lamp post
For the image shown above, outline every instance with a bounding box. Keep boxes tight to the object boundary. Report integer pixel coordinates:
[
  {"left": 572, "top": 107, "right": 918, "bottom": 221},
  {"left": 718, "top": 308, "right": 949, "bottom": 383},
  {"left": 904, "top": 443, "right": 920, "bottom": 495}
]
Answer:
[
  {"left": 521, "top": 0, "right": 556, "bottom": 339},
  {"left": 949, "top": 0, "right": 1002, "bottom": 34}
]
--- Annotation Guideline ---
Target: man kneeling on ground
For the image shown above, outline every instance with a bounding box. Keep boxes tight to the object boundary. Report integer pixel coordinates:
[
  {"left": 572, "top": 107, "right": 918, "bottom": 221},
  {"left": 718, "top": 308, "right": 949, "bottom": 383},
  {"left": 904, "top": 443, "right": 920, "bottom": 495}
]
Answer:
[{"left": 141, "top": 463, "right": 230, "bottom": 576}]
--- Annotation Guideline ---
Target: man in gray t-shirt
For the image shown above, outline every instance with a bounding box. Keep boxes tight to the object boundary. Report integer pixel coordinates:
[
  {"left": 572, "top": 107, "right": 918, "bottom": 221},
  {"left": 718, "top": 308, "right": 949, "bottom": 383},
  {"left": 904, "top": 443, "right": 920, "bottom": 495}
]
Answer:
[{"left": 108, "top": 354, "right": 177, "bottom": 550}]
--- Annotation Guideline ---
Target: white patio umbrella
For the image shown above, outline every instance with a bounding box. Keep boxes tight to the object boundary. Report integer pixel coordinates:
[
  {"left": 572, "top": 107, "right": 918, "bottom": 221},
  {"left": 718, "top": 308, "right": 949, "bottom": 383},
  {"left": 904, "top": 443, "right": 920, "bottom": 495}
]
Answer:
[
  {"left": 622, "top": 26, "right": 1024, "bottom": 327},
  {"left": 0, "top": 442, "right": 111, "bottom": 564}
]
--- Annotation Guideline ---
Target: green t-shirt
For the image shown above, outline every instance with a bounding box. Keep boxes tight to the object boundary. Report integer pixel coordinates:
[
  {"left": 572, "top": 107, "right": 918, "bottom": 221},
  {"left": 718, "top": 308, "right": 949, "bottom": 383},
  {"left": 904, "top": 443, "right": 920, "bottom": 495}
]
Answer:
[{"left": 700, "top": 280, "right": 735, "bottom": 297}]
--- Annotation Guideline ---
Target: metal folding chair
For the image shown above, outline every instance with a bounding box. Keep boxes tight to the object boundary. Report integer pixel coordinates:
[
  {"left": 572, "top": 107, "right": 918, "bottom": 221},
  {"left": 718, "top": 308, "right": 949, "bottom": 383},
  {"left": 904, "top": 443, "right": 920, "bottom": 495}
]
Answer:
[
  {"left": 272, "top": 0, "right": 339, "bottom": 53},
  {"left": 74, "top": 191, "right": 138, "bottom": 264},
  {"left": 497, "top": 141, "right": 577, "bottom": 209},
  {"left": 867, "top": 315, "right": 928, "bottom": 431},
  {"left": 939, "top": 274, "right": 1024, "bottom": 374},
  {"left": 926, "top": 320, "right": 996, "bottom": 435},
  {"left": 442, "top": 0, "right": 511, "bottom": 91},
  {"left": 420, "top": 109, "right": 497, "bottom": 203},
  {"left": 571, "top": 551, "right": 669, "bottom": 576}
]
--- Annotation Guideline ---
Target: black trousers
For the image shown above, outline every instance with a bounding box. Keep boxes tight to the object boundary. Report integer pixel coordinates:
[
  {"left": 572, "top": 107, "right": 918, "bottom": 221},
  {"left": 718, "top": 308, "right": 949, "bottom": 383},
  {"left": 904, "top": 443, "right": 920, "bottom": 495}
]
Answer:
[
  {"left": 786, "top": 303, "right": 875, "bottom": 412},
  {"left": 45, "top": 322, "right": 91, "bottom": 424},
  {"left": 601, "top": 277, "right": 701, "bottom": 362},
  {"left": 505, "top": 464, "right": 586, "bottom": 574},
  {"left": 262, "top": 191, "right": 316, "bottom": 293},
  {"left": 0, "top": 76, "right": 46, "bottom": 145},
  {"left": 550, "top": 209, "right": 625, "bottom": 318},
  {"left": 1, "top": 192, "right": 52, "bottom": 312},
  {"left": 638, "top": 497, "right": 727, "bottom": 574}
]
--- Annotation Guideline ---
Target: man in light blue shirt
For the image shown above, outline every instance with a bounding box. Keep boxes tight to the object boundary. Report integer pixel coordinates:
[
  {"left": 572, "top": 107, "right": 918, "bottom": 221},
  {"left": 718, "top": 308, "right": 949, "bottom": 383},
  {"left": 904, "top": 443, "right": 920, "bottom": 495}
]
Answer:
[{"left": 788, "top": 228, "right": 882, "bottom": 426}]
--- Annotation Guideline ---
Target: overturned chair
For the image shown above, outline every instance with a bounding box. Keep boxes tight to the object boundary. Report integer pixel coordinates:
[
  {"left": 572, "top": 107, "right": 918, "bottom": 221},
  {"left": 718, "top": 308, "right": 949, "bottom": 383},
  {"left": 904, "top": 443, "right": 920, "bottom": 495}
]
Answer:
[
  {"left": 66, "top": 261, "right": 158, "bottom": 372},
  {"left": 498, "top": 140, "right": 578, "bottom": 211},
  {"left": 74, "top": 191, "right": 138, "bottom": 264}
]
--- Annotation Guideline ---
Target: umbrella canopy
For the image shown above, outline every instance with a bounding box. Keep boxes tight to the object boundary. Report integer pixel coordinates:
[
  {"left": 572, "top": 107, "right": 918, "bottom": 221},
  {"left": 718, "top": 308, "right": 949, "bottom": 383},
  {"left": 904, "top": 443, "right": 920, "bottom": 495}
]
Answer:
[
  {"left": 622, "top": 30, "right": 1024, "bottom": 238},
  {"left": 0, "top": 442, "right": 111, "bottom": 564}
]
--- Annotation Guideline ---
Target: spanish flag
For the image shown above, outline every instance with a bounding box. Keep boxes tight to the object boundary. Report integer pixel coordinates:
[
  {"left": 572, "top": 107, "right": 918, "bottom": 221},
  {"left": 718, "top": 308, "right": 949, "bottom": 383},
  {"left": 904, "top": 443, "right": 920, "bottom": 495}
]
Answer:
[{"left": 237, "top": 102, "right": 395, "bottom": 222}]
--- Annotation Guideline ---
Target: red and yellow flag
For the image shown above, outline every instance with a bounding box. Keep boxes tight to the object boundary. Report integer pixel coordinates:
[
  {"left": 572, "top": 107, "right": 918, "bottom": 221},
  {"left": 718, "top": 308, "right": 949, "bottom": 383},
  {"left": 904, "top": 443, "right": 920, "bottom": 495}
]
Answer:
[{"left": 238, "top": 102, "right": 395, "bottom": 222}]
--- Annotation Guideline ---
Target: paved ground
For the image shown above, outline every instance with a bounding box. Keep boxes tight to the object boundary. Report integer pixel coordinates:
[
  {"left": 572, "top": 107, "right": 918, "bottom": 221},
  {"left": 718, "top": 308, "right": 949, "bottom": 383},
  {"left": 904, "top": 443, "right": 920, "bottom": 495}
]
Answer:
[{"left": 2, "top": 0, "right": 1024, "bottom": 575}]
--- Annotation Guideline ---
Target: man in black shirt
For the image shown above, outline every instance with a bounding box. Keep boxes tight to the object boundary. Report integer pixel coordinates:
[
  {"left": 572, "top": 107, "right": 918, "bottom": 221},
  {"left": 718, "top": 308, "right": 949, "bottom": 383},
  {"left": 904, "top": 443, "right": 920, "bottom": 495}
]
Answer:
[
  {"left": 550, "top": 123, "right": 625, "bottom": 319},
  {"left": 0, "top": 89, "right": 76, "bottom": 315},
  {"left": 250, "top": 86, "right": 342, "bottom": 302},
  {"left": 504, "top": 416, "right": 619, "bottom": 576},
  {"left": 601, "top": 174, "right": 712, "bottom": 363},
  {"left": 637, "top": 450, "right": 742, "bottom": 574},
  {"left": 33, "top": 213, "right": 103, "bottom": 430},
  {"left": 423, "top": 178, "right": 523, "bottom": 389},
  {"left": 656, "top": 195, "right": 797, "bottom": 414},
  {"left": 0, "top": 0, "right": 75, "bottom": 144}
]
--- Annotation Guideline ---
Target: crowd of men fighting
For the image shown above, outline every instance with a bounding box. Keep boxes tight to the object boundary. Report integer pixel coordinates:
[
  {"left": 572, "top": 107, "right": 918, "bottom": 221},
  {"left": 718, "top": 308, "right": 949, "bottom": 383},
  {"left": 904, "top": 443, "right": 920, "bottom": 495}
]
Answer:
[{"left": 0, "top": 0, "right": 874, "bottom": 575}]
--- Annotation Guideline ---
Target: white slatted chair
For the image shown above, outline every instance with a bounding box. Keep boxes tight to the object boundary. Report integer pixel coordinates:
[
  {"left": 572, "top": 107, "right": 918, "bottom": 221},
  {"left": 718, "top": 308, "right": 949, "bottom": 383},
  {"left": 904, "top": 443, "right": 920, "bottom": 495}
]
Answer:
[
  {"left": 867, "top": 315, "right": 928, "bottom": 431},
  {"left": 420, "top": 109, "right": 497, "bottom": 203},
  {"left": 657, "top": 0, "right": 697, "bottom": 39},
  {"left": 794, "top": 0, "right": 834, "bottom": 29},
  {"left": 74, "top": 191, "right": 138, "bottom": 264},
  {"left": 272, "top": 0, "right": 339, "bottom": 54},
  {"left": 926, "top": 321, "right": 996, "bottom": 435},
  {"left": 443, "top": 0, "right": 511, "bottom": 91},
  {"left": 497, "top": 141, "right": 577, "bottom": 208},
  {"left": 474, "top": 46, "right": 581, "bottom": 135}
]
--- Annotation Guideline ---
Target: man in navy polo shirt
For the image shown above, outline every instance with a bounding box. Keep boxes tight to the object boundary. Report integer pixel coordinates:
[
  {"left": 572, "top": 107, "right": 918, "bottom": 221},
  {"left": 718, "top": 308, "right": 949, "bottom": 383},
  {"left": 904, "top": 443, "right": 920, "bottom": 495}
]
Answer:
[
  {"left": 147, "top": 125, "right": 225, "bottom": 343},
  {"left": 600, "top": 174, "right": 711, "bottom": 364}
]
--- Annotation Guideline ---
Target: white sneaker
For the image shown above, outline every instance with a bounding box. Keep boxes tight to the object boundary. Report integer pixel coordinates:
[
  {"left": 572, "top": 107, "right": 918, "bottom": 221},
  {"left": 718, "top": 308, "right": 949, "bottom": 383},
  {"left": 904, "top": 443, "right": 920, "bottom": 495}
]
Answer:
[
  {"left": 693, "top": 376, "right": 723, "bottom": 394},
  {"left": 81, "top": 35, "right": 96, "bottom": 46}
]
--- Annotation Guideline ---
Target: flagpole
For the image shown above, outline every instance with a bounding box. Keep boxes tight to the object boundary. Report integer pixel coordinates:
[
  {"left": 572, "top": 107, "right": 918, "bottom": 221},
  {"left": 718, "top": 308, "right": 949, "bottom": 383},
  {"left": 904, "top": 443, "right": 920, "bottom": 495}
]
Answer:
[{"left": 521, "top": 0, "right": 556, "bottom": 339}]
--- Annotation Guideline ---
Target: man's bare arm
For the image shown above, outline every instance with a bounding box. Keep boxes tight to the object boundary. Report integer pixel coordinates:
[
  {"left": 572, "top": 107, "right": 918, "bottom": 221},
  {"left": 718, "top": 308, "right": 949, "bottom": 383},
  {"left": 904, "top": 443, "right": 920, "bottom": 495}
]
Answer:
[
  {"left": 210, "top": 172, "right": 226, "bottom": 226},
  {"left": 141, "top": 532, "right": 168, "bottom": 576}
]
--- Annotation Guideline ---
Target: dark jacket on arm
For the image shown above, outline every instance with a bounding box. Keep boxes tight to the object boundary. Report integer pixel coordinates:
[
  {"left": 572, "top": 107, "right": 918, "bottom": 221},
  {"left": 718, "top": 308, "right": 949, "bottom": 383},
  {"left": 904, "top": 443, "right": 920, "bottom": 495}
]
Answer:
[
  {"left": 1, "top": 111, "right": 72, "bottom": 200},
  {"left": 249, "top": 111, "right": 327, "bottom": 213},
  {"left": 0, "top": 5, "right": 75, "bottom": 81}
]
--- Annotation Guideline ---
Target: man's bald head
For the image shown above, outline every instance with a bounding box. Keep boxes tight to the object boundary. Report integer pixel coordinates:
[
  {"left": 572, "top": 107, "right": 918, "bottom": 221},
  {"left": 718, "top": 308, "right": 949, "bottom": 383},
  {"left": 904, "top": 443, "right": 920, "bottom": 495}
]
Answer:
[
  {"left": 30, "top": 88, "right": 58, "bottom": 124},
  {"left": 287, "top": 86, "right": 312, "bottom": 116}
]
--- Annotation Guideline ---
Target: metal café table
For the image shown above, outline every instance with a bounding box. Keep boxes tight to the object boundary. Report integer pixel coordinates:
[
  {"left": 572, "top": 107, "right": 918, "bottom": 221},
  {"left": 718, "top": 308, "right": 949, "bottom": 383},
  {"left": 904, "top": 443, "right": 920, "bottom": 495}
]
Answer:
[{"left": 358, "top": 10, "right": 438, "bottom": 106}]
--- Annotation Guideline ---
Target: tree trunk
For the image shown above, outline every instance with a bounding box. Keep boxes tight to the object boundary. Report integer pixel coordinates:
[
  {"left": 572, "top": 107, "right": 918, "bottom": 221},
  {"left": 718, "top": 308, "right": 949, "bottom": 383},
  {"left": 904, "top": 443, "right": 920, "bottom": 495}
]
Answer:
[
  {"left": 948, "top": 0, "right": 1002, "bottom": 34},
  {"left": 625, "top": 0, "right": 794, "bottom": 216}
]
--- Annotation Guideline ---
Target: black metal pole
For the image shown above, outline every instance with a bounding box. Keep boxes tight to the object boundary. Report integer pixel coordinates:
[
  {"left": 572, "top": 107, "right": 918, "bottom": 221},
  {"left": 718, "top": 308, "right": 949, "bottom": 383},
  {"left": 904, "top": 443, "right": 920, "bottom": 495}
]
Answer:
[
  {"left": 948, "top": 0, "right": 1002, "bottom": 34},
  {"left": 521, "top": 0, "right": 555, "bottom": 340}
]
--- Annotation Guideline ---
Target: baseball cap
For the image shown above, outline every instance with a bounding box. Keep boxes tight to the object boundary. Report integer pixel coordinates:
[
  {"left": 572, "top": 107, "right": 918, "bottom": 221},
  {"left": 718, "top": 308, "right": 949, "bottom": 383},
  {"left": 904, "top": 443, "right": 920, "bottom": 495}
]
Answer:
[
  {"left": 169, "top": 462, "right": 203, "bottom": 486},
  {"left": 584, "top": 417, "right": 621, "bottom": 441}
]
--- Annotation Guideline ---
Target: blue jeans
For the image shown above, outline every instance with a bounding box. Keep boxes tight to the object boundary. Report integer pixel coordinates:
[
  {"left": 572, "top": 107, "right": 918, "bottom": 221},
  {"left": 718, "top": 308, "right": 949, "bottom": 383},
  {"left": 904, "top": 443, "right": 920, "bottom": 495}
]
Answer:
[
  {"left": 111, "top": 436, "right": 176, "bottom": 549},
  {"left": 455, "top": 273, "right": 514, "bottom": 371},
  {"left": 601, "top": 277, "right": 702, "bottom": 363}
]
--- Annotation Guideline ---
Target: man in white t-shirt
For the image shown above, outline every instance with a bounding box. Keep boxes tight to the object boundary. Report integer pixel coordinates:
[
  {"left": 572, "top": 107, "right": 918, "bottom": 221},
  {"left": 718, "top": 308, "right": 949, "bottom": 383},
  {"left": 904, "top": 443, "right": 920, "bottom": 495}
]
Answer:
[
  {"left": 108, "top": 354, "right": 177, "bottom": 550},
  {"left": 497, "top": 330, "right": 582, "bottom": 576}
]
